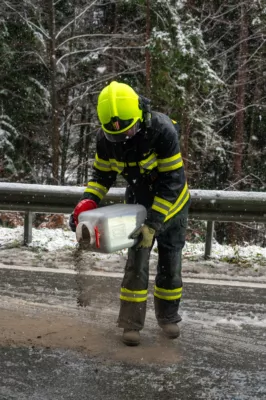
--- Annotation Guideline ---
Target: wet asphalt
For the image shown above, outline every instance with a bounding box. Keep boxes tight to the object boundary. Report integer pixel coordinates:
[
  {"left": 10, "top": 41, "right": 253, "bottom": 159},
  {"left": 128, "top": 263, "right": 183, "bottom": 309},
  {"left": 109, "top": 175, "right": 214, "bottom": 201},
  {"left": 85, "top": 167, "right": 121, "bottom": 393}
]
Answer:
[{"left": 0, "top": 266, "right": 266, "bottom": 400}]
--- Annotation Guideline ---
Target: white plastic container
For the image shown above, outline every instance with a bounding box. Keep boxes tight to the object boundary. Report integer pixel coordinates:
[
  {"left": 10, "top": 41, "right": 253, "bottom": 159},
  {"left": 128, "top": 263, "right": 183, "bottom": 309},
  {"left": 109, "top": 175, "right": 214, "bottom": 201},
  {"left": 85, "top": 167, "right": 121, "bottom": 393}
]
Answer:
[{"left": 76, "top": 204, "right": 147, "bottom": 253}]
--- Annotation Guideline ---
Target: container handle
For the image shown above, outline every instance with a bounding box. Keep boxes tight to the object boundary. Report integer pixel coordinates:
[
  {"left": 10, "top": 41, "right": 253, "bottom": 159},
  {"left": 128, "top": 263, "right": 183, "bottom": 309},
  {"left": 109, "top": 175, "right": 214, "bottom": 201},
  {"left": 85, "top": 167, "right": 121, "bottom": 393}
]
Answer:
[{"left": 94, "top": 226, "right": 100, "bottom": 248}]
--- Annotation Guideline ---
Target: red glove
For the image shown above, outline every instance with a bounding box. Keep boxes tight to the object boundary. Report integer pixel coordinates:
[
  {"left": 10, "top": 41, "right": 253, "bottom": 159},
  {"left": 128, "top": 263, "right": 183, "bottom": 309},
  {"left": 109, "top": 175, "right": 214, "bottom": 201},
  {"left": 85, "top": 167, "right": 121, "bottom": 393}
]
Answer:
[{"left": 73, "top": 199, "right": 97, "bottom": 226}]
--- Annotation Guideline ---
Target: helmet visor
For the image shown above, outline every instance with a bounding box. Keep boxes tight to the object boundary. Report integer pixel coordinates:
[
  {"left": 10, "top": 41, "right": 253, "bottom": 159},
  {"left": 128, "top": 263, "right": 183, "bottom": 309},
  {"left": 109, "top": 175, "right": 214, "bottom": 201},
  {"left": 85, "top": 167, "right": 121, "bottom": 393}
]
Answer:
[
  {"left": 103, "top": 118, "right": 133, "bottom": 133},
  {"left": 103, "top": 121, "right": 140, "bottom": 143}
]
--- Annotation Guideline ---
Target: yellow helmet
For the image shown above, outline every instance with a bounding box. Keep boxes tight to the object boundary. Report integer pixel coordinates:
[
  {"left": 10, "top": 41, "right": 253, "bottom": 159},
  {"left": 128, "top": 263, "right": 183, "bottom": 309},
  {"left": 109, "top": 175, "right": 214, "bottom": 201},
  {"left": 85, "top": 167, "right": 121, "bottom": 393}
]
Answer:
[{"left": 97, "top": 81, "right": 143, "bottom": 136}]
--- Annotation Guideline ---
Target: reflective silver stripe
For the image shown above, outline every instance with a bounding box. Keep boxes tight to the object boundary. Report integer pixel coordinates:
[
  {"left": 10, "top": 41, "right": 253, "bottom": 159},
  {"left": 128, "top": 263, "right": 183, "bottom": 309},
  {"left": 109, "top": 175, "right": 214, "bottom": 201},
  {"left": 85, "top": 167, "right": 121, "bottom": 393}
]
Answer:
[
  {"left": 121, "top": 293, "right": 147, "bottom": 299},
  {"left": 110, "top": 165, "right": 123, "bottom": 173},
  {"left": 109, "top": 160, "right": 124, "bottom": 173},
  {"left": 154, "top": 286, "right": 182, "bottom": 300},
  {"left": 152, "top": 199, "right": 171, "bottom": 213},
  {"left": 158, "top": 156, "right": 182, "bottom": 170},
  {"left": 120, "top": 289, "right": 148, "bottom": 302},
  {"left": 166, "top": 184, "right": 189, "bottom": 220},
  {"left": 154, "top": 289, "right": 182, "bottom": 298},
  {"left": 141, "top": 157, "right": 157, "bottom": 169},
  {"left": 84, "top": 183, "right": 107, "bottom": 199},
  {"left": 94, "top": 160, "right": 112, "bottom": 171},
  {"left": 139, "top": 152, "right": 157, "bottom": 169}
]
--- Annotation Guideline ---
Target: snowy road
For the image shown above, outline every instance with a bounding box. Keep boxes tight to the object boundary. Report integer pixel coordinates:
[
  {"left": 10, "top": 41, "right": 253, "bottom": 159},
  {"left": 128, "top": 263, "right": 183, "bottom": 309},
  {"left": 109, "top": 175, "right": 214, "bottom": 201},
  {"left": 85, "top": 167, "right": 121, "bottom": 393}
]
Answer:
[{"left": 0, "top": 265, "right": 266, "bottom": 399}]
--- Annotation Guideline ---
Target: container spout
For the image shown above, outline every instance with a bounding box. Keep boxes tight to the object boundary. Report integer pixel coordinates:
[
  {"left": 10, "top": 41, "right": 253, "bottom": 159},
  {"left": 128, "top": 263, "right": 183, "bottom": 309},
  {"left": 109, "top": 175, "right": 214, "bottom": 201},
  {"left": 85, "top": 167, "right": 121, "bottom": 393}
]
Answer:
[{"left": 76, "top": 222, "right": 94, "bottom": 247}]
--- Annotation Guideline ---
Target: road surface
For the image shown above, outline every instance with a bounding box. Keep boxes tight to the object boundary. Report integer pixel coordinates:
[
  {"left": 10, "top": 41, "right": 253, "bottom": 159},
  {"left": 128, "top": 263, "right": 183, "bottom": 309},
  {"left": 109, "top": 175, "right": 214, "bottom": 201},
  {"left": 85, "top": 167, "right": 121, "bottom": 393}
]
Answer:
[{"left": 0, "top": 264, "right": 265, "bottom": 399}]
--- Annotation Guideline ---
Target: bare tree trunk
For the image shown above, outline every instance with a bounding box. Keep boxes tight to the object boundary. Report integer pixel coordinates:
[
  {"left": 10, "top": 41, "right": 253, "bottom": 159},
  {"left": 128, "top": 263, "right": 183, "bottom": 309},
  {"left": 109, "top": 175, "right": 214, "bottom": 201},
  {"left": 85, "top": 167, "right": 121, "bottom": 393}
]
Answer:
[
  {"left": 181, "top": 107, "right": 190, "bottom": 174},
  {"left": 146, "top": 0, "right": 151, "bottom": 97},
  {"left": 106, "top": 1, "right": 117, "bottom": 73},
  {"left": 47, "top": 0, "right": 60, "bottom": 184},
  {"left": 227, "top": 4, "right": 249, "bottom": 243},
  {"left": 247, "top": 68, "right": 261, "bottom": 168},
  {"left": 60, "top": 108, "right": 73, "bottom": 185},
  {"left": 84, "top": 109, "right": 92, "bottom": 183},
  {"left": 77, "top": 106, "right": 87, "bottom": 185},
  {"left": 232, "top": 3, "right": 248, "bottom": 183},
  {"left": 60, "top": 0, "right": 77, "bottom": 185}
]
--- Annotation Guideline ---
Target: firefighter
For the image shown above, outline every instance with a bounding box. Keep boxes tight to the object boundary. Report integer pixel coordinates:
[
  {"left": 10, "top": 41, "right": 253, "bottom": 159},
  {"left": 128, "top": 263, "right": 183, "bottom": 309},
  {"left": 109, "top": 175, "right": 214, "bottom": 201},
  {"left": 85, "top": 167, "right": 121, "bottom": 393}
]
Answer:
[{"left": 70, "top": 81, "right": 190, "bottom": 346}]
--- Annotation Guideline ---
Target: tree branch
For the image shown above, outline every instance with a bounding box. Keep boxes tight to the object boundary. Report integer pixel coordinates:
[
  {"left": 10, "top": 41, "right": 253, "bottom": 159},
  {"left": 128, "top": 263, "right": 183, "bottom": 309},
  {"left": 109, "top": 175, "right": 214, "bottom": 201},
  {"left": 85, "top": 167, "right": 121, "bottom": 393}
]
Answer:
[{"left": 55, "top": 0, "right": 98, "bottom": 39}]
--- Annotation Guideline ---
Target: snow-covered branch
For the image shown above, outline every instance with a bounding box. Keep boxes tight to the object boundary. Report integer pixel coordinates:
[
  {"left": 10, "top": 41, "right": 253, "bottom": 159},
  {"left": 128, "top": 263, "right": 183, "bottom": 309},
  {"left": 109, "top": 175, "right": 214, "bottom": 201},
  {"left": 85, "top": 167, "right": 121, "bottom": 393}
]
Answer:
[
  {"left": 55, "top": 0, "right": 98, "bottom": 39},
  {"left": 56, "top": 33, "right": 144, "bottom": 50},
  {"left": 56, "top": 46, "right": 145, "bottom": 65}
]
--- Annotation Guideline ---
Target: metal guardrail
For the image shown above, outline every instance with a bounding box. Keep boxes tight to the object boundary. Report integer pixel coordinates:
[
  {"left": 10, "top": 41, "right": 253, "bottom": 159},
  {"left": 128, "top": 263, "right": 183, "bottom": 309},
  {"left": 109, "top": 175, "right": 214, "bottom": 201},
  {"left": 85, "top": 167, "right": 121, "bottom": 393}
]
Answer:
[{"left": 0, "top": 183, "right": 266, "bottom": 257}]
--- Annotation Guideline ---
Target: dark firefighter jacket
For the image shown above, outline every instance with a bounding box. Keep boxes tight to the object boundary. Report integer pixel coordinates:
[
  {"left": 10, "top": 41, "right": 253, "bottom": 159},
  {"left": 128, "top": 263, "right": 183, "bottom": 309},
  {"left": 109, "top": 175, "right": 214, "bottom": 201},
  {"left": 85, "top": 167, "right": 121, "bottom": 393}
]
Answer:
[{"left": 81, "top": 111, "right": 190, "bottom": 231}]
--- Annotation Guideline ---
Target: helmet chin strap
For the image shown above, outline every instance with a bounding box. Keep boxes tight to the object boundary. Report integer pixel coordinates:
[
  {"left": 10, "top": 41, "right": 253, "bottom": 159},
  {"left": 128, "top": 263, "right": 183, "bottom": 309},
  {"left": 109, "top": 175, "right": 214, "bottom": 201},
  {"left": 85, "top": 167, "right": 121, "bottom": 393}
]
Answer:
[{"left": 139, "top": 95, "right": 152, "bottom": 129}]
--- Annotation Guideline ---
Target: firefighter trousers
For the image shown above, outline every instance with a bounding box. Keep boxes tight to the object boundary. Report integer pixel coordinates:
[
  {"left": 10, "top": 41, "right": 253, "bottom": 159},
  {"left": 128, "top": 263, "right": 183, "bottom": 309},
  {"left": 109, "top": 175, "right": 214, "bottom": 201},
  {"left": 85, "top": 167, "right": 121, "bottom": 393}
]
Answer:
[{"left": 117, "top": 214, "right": 188, "bottom": 330}]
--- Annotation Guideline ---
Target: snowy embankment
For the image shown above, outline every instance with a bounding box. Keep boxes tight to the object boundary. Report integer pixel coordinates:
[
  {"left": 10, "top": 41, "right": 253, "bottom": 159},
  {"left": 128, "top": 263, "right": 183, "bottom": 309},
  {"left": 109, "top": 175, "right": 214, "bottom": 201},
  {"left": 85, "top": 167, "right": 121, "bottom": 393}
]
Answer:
[
  {"left": 0, "top": 226, "right": 266, "bottom": 283},
  {"left": 1, "top": 226, "right": 266, "bottom": 260}
]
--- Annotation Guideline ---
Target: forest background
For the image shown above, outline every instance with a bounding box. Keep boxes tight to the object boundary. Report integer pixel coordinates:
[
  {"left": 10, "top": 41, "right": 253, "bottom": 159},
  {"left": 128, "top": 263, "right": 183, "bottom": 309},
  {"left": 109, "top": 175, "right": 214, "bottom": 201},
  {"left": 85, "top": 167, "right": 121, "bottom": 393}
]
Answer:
[{"left": 0, "top": 0, "right": 265, "bottom": 245}]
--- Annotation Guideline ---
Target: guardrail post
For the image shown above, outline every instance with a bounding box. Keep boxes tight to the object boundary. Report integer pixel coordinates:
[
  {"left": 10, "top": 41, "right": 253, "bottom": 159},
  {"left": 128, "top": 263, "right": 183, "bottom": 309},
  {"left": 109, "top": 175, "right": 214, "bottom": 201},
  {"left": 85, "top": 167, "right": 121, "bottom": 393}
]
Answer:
[
  {"left": 204, "top": 220, "right": 214, "bottom": 259},
  {"left": 24, "top": 211, "right": 33, "bottom": 245}
]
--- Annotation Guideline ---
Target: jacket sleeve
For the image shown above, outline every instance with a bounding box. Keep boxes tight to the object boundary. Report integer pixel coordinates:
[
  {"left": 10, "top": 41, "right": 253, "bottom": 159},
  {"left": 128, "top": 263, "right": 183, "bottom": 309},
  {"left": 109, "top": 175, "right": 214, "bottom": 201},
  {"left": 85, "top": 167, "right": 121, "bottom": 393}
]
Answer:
[
  {"left": 81, "top": 131, "right": 117, "bottom": 205},
  {"left": 145, "top": 118, "right": 189, "bottom": 230}
]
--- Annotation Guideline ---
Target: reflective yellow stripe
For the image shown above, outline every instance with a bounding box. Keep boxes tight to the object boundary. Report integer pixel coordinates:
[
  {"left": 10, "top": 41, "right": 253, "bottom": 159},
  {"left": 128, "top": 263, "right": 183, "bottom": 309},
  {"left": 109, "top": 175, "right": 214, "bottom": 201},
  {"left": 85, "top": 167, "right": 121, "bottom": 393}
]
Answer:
[
  {"left": 109, "top": 158, "right": 124, "bottom": 174},
  {"left": 139, "top": 153, "right": 157, "bottom": 170},
  {"left": 120, "top": 288, "right": 148, "bottom": 303},
  {"left": 157, "top": 153, "right": 183, "bottom": 172},
  {"left": 154, "top": 285, "right": 182, "bottom": 301},
  {"left": 121, "top": 288, "right": 147, "bottom": 294},
  {"left": 164, "top": 183, "right": 190, "bottom": 222},
  {"left": 154, "top": 285, "right": 182, "bottom": 293},
  {"left": 120, "top": 296, "right": 148, "bottom": 302},
  {"left": 152, "top": 196, "right": 173, "bottom": 216},
  {"left": 84, "top": 181, "right": 108, "bottom": 200},
  {"left": 93, "top": 153, "right": 112, "bottom": 172},
  {"left": 151, "top": 183, "right": 189, "bottom": 220}
]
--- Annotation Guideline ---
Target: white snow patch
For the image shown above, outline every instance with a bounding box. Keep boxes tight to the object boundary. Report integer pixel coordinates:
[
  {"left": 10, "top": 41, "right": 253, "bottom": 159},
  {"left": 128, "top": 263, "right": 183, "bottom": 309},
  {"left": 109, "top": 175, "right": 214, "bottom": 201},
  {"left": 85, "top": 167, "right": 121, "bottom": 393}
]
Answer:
[
  {"left": 0, "top": 227, "right": 266, "bottom": 269},
  {"left": 0, "top": 227, "right": 76, "bottom": 251}
]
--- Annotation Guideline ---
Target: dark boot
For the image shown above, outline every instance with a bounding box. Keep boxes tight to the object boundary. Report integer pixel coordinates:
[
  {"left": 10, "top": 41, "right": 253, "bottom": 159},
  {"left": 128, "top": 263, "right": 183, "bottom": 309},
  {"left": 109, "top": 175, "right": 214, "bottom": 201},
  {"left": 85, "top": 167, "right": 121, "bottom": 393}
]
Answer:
[
  {"left": 159, "top": 323, "right": 180, "bottom": 339},
  {"left": 122, "top": 329, "right": 140, "bottom": 346}
]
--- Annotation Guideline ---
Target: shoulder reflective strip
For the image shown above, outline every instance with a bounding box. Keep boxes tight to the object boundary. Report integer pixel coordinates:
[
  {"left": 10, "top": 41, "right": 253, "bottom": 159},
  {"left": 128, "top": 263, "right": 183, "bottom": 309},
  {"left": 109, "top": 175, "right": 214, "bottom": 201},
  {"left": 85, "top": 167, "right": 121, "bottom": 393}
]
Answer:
[
  {"left": 139, "top": 153, "right": 157, "bottom": 170},
  {"left": 152, "top": 196, "right": 173, "bottom": 216},
  {"left": 172, "top": 119, "right": 177, "bottom": 124},
  {"left": 157, "top": 153, "right": 183, "bottom": 172},
  {"left": 84, "top": 182, "right": 108, "bottom": 200},
  {"left": 164, "top": 183, "right": 190, "bottom": 222},
  {"left": 154, "top": 286, "right": 182, "bottom": 300}
]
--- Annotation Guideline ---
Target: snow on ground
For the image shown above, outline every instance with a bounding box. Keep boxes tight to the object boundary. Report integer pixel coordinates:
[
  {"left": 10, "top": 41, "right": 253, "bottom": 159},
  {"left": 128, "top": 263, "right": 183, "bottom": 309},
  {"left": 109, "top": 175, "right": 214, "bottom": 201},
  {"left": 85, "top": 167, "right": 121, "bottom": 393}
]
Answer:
[
  {"left": 0, "top": 226, "right": 266, "bottom": 267},
  {"left": 0, "top": 226, "right": 77, "bottom": 251}
]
